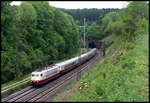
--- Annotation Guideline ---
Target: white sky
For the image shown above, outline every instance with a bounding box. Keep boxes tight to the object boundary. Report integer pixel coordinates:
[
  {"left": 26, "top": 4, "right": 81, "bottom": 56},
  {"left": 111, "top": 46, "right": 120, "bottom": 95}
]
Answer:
[{"left": 11, "top": 1, "right": 129, "bottom": 9}]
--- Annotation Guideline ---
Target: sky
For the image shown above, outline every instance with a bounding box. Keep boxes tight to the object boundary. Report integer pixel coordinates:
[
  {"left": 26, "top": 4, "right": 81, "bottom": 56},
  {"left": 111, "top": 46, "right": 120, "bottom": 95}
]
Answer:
[{"left": 11, "top": 1, "right": 129, "bottom": 9}]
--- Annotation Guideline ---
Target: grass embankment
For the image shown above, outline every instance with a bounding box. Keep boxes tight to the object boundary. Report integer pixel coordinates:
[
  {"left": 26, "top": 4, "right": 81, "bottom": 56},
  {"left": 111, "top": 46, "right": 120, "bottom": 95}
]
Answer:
[
  {"left": 2, "top": 81, "right": 31, "bottom": 99},
  {"left": 51, "top": 32, "right": 149, "bottom": 102},
  {"left": 2, "top": 74, "right": 31, "bottom": 88},
  {"left": 2, "top": 73, "right": 31, "bottom": 99}
]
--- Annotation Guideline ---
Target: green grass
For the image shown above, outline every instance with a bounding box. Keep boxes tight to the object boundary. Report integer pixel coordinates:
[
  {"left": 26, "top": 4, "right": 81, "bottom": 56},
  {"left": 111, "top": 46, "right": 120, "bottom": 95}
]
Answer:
[
  {"left": 81, "top": 48, "right": 90, "bottom": 54},
  {"left": 101, "top": 34, "right": 115, "bottom": 42},
  {"left": 51, "top": 32, "right": 149, "bottom": 102},
  {"left": 2, "top": 81, "right": 31, "bottom": 99},
  {"left": 2, "top": 74, "right": 31, "bottom": 88}
]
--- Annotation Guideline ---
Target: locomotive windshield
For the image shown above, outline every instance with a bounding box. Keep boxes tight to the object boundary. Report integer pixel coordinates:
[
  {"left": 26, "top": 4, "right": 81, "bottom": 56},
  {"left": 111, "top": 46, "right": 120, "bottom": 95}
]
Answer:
[{"left": 32, "top": 74, "right": 39, "bottom": 77}]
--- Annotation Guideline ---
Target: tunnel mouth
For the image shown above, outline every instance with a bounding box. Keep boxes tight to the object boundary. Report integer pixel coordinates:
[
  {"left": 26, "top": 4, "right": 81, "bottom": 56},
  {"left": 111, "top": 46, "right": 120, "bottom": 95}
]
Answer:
[
  {"left": 89, "top": 42, "right": 96, "bottom": 48},
  {"left": 87, "top": 40, "right": 102, "bottom": 49}
]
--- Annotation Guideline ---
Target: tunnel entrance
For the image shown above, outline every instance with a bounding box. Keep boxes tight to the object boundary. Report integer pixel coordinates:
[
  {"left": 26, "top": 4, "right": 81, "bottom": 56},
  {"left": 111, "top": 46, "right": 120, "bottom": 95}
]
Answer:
[
  {"left": 87, "top": 40, "right": 102, "bottom": 49},
  {"left": 89, "top": 42, "right": 96, "bottom": 48}
]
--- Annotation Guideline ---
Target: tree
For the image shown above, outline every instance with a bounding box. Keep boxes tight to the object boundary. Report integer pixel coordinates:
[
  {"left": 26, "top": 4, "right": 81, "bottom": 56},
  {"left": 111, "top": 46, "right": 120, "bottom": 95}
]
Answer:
[
  {"left": 16, "top": 2, "right": 37, "bottom": 40},
  {"left": 101, "top": 12, "right": 120, "bottom": 37},
  {"left": 86, "top": 22, "right": 101, "bottom": 40},
  {"left": 120, "top": 1, "right": 149, "bottom": 40},
  {"left": 60, "top": 8, "right": 120, "bottom": 25},
  {"left": 110, "top": 20, "right": 125, "bottom": 36},
  {"left": 1, "top": 1, "right": 18, "bottom": 83},
  {"left": 1, "top": 1, "right": 83, "bottom": 84}
]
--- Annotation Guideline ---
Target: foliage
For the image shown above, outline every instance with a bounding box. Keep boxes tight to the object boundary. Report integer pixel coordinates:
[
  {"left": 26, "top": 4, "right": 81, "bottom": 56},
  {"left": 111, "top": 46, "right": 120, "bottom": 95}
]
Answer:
[
  {"left": 120, "top": 1, "right": 149, "bottom": 40},
  {"left": 110, "top": 20, "right": 125, "bottom": 35},
  {"left": 1, "top": 1, "right": 80, "bottom": 83},
  {"left": 86, "top": 22, "right": 101, "bottom": 40},
  {"left": 60, "top": 8, "right": 120, "bottom": 25},
  {"left": 52, "top": 31, "right": 149, "bottom": 102},
  {"left": 51, "top": 1, "right": 149, "bottom": 102},
  {"left": 2, "top": 81, "right": 30, "bottom": 99},
  {"left": 59, "top": 8, "right": 120, "bottom": 40},
  {"left": 135, "top": 18, "right": 149, "bottom": 36},
  {"left": 100, "top": 1, "right": 149, "bottom": 40},
  {"left": 101, "top": 12, "right": 120, "bottom": 37}
]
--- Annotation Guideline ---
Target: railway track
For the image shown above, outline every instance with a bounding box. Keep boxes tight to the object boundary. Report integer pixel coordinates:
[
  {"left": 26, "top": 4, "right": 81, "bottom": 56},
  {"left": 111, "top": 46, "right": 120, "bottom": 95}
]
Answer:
[
  {"left": 2, "top": 77, "right": 30, "bottom": 93},
  {"left": 2, "top": 50, "right": 102, "bottom": 102}
]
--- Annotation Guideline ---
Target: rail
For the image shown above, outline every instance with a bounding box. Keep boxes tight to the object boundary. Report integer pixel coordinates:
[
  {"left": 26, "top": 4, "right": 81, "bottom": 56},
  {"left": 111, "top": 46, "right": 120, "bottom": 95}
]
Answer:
[{"left": 2, "top": 50, "right": 101, "bottom": 102}]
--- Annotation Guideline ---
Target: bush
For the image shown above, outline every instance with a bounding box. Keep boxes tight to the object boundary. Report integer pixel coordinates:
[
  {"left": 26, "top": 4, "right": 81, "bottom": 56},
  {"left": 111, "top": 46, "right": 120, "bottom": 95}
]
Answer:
[
  {"left": 110, "top": 20, "right": 125, "bottom": 35},
  {"left": 135, "top": 18, "right": 149, "bottom": 36}
]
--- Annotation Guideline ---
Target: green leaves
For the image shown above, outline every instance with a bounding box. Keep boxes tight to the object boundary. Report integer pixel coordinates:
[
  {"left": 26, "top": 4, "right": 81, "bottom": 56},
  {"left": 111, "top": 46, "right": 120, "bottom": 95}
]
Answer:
[
  {"left": 18, "top": 51, "right": 31, "bottom": 73},
  {"left": 101, "top": 12, "right": 120, "bottom": 37},
  {"left": 2, "top": 1, "right": 80, "bottom": 83},
  {"left": 101, "top": 1, "right": 149, "bottom": 40},
  {"left": 60, "top": 8, "right": 120, "bottom": 25},
  {"left": 86, "top": 22, "right": 101, "bottom": 40},
  {"left": 121, "top": 1, "right": 149, "bottom": 39},
  {"left": 17, "top": 2, "right": 37, "bottom": 28},
  {"left": 110, "top": 20, "right": 125, "bottom": 35}
]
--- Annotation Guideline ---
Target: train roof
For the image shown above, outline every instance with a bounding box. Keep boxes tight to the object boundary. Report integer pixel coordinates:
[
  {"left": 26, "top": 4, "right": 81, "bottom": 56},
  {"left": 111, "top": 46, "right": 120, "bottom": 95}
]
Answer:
[
  {"left": 56, "top": 48, "right": 96, "bottom": 67},
  {"left": 34, "top": 64, "right": 58, "bottom": 72},
  {"left": 56, "top": 56, "right": 79, "bottom": 67}
]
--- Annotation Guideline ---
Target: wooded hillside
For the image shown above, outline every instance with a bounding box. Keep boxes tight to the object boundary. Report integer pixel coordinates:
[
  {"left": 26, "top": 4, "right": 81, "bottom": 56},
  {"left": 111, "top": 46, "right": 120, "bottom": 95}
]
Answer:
[
  {"left": 59, "top": 8, "right": 120, "bottom": 25},
  {"left": 1, "top": 1, "right": 149, "bottom": 85},
  {"left": 1, "top": 1, "right": 80, "bottom": 83}
]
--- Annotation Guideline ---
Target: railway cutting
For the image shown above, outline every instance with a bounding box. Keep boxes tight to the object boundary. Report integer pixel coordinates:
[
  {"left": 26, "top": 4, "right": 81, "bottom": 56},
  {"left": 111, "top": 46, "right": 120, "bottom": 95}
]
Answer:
[{"left": 2, "top": 48, "right": 102, "bottom": 102}]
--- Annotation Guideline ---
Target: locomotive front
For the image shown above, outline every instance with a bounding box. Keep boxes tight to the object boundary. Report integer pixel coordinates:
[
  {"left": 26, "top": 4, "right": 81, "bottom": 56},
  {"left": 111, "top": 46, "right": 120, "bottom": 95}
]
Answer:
[{"left": 31, "top": 71, "right": 44, "bottom": 86}]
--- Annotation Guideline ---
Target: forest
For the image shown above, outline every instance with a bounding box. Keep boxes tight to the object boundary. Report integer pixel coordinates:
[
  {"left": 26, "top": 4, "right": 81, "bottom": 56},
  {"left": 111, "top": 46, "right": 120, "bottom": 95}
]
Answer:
[
  {"left": 2, "top": 1, "right": 81, "bottom": 83},
  {"left": 59, "top": 8, "right": 120, "bottom": 40},
  {"left": 59, "top": 8, "right": 120, "bottom": 25},
  {"left": 1, "top": 1, "right": 149, "bottom": 84}
]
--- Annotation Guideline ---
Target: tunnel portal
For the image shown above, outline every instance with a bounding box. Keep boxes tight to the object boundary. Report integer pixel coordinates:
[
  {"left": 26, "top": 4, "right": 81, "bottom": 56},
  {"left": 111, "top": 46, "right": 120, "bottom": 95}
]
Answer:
[{"left": 87, "top": 40, "right": 102, "bottom": 49}]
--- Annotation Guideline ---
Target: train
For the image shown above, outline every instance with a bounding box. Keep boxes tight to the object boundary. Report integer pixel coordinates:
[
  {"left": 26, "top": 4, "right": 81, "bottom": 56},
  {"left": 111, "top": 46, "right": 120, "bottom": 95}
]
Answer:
[{"left": 31, "top": 48, "right": 97, "bottom": 86}]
